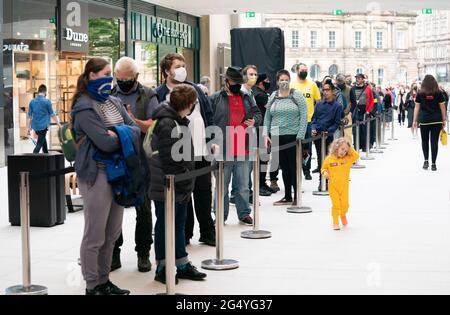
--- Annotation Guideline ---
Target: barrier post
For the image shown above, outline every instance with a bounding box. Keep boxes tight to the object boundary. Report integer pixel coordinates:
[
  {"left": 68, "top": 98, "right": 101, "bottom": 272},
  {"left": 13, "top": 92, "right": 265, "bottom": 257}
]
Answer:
[
  {"left": 382, "top": 111, "right": 389, "bottom": 146},
  {"left": 287, "top": 141, "right": 312, "bottom": 213},
  {"left": 352, "top": 121, "right": 366, "bottom": 169},
  {"left": 202, "top": 162, "right": 239, "bottom": 270},
  {"left": 242, "top": 151, "right": 272, "bottom": 239},
  {"left": 157, "top": 175, "right": 179, "bottom": 295},
  {"left": 371, "top": 115, "right": 384, "bottom": 153},
  {"left": 5, "top": 172, "right": 48, "bottom": 295},
  {"left": 361, "top": 117, "right": 375, "bottom": 160},
  {"left": 313, "top": 132, "right": 330, "bottom": 196},
  {"left": 389, "top": 108, "right": 398, "bottom": 141}
]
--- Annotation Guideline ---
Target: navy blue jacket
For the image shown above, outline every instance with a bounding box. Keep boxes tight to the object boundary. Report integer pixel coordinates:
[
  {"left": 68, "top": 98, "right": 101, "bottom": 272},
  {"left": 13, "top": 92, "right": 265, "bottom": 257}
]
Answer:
[
  {"left": 311, "top": 99, "right": 343, "bottom": 134},
  {"left": 155, "top": 81, "right": 214, "bottom": 128}
]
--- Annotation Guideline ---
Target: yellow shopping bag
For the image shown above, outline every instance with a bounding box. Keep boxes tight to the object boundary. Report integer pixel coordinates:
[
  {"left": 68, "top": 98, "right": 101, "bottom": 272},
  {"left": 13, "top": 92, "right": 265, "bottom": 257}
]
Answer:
[{"left": 440, "top": 129, "right": 448, "bottom": 146}]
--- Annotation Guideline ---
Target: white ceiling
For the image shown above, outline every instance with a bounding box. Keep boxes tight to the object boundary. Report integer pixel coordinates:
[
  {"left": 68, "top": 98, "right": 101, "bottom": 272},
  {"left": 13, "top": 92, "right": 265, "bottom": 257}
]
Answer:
[{"left": 145, "top": 0, "right": 450, "bottom": 16}]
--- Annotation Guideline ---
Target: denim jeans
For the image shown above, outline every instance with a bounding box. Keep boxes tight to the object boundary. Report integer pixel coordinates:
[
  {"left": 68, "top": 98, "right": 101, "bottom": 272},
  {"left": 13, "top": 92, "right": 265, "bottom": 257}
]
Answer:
[
  {"left": 231, "top": 162, "right": 253, "bottom": 196},
  {"left": 154, "top": 201, "right": 189, "bottom": 268},
  {"left": 216, "top": 161, "right": 252, "bottom": 221}
]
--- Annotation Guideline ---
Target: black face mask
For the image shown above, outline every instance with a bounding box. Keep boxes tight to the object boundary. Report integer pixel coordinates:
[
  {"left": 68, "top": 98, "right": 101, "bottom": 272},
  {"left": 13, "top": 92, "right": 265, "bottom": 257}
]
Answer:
[
  {"left": 298, "top": 72, "right": 308, "bottom": 80},
  {"left": 117, "top": 79, "right": 137, "bottom": 93},
  {"left": 263, "top": 82, "right": 271, "bottom": 91},
  {"left": 338, "top": 83, "right": 346, "bottom": 91},
  {"left": 228, "top": 82, "right": 242, "bottom": 95}
]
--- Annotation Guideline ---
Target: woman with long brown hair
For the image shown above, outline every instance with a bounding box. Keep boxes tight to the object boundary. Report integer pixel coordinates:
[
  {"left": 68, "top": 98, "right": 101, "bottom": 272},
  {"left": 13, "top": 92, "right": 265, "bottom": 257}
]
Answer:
[
  {"left": 413, "top": 75, "right": 447, "bottom": 171},
  {"left": 71, "top": 58, "right": 140, "bottom": 295}
]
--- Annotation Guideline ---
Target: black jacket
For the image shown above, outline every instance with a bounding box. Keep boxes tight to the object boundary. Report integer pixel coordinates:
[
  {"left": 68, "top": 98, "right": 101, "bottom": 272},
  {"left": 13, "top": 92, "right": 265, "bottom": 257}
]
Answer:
[
  {"left": 149, "top": 103, "right": 195, "bottom": 203},
  {"left": 252, "top": 86, "right": 269, "bottom": 118}
]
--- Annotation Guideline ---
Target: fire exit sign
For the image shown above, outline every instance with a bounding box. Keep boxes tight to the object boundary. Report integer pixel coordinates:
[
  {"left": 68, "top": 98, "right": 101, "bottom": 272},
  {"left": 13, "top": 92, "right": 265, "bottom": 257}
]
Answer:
[
  {"left": 333, "top": 9, "right": 343, "bottom": 16},
  {"left": 422, "top": 8, "right": 433, "bottom": 14},
  {"left": 246, "top": 12, "right": 256, "bottom": 18}
]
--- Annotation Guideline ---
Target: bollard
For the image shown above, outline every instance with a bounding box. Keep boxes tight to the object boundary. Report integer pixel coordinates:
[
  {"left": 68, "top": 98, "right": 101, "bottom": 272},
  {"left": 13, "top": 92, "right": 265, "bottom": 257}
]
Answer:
[
  {"left": 381, "top": 111, "right": 389, "bottom": 146},
  {"left": 313, "top": 132, "right": 330, "bottom": 196},
  {"left": 361, "top": 117, "right": 375, "bottom": 161},
  {"left": 388, "top": 108, "right": 398, "bottom": 141},
  {"left": 157, "top": 175, "right": 180, "bottom": 295},
  {"left": 202, "top": 162, "right": 239, "bottom": 270},
  {"left": 242, "top": 152, "right": 272, "bottom": 239},
  {"left": 352, "top": 121, "right": 366, "bottom": 169},
  {"left": 5, "top": 172, "right": 48, "bottom": 295},
  {"left": 371, "top": 115, "right": 384, "bottom": 153},
  {"left": 287, "top": 141, "right": 312, "bottom": 213}
]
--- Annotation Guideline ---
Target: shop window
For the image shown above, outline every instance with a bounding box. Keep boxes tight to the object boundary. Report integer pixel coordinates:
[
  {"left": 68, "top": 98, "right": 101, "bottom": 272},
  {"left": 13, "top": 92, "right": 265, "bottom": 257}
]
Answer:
[{"left": 135, "top": 42, "right": 158, "bottom": 89}]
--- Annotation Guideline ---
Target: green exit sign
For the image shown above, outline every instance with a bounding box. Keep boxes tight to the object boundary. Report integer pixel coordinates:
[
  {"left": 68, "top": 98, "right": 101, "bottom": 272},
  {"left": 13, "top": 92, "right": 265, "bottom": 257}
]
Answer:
[
  {"left": 246, "top": 12, "right": 256, "bottom": 18},
  {"left": 422, "top": 8, "right": 433, "bottom": 14},
  {"left": 333, "top": 9, "right": 343, "bottom": 16},
  {"left": 49, "top": 17, "right": 56, "bottom": 24}
]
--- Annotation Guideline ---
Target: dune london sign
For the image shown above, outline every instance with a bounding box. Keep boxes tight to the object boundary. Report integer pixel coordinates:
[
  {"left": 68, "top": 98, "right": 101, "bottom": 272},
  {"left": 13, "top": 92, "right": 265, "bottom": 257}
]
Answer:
[{"left": 58, "top": 0, "right": 89, "bottom": 53}]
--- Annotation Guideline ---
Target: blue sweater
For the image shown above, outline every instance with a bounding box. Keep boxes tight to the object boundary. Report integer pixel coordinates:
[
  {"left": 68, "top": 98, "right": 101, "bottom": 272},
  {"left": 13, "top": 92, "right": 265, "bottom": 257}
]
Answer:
[{"left": 311, "top": 99, "right": 343, "bottom": 134}]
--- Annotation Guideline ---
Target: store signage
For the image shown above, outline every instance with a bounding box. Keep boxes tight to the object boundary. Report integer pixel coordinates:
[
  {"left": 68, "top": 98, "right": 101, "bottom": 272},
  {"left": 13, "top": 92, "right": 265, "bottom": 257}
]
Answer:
[
  {"left": 3, "top": 42, "right": 30, "bottom": 52},
  {"left": 58, "top": 0, "right": 89, "bottom": 53},
  {"left": 153, "top": 22, "right": 188, "bottom": 41}
]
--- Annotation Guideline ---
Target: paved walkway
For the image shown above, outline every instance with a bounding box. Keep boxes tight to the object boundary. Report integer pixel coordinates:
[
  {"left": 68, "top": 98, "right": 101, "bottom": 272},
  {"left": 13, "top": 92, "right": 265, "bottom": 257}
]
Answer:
[{"left": 0, "top": 124, "right": 449, "bottom": 295}]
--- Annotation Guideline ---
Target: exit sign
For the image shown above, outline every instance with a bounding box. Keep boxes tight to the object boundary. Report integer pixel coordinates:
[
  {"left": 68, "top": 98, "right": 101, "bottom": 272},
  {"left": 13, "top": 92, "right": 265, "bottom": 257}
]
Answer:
[
  {"left": 49, "top": 17, "right": 56, "bottom": 24},
  {"left": 422, "top": 8, "right": 433, "bottom": 14},
  {"left": 333, "top": 9, "right": 343, "bottom": 16},
  {"left": 246, "top": 12, "right": 256, "bottom": 18}
]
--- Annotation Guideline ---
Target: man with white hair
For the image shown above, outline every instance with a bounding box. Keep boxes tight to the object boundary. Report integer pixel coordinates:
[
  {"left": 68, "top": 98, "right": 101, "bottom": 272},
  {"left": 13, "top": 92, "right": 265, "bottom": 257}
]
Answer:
[{"left": 111, "top": 56, "right": 159, "bottom": 274}]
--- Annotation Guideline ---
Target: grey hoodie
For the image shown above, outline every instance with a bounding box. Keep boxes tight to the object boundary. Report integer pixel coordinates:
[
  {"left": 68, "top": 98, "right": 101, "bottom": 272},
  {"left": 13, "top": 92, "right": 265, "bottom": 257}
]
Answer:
[{"left": 71, "top": 95, "right": 140, "bottom": 182}]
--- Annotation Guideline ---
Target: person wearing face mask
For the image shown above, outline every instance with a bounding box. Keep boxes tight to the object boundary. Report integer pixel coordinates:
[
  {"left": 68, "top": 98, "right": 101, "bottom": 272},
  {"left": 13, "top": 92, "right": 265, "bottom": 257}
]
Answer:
[
  {"left": 71, "top": 58, "right": 142, "bottom": 295},
  {"left": 264, "top": 70, "right": 308, "bottom": 206},
  {"left": 291, "top": 63, "right": 321, "bottom": 179},
  {"left": 336, "top": 74, "right": 353, "bottom": 143},
  {"left": 210, "top": 66, "right": 262, "bottom": 225},
  {"left": 252, "top": 73, "right": 280, "bottom": 195},
  {"left": 109, "top": 57, "right": 159, "bottom": 273},
  {"left": 350, "top": 73, "right": 374, "bottom": 152},
  {"left": 155, "top": 53, "right": 216, "bottom": 247}
]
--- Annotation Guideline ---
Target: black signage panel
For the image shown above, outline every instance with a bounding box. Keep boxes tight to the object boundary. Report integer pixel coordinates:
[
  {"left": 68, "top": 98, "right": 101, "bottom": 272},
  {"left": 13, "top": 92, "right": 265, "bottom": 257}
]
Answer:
[{"left": 57, "top": 0, "right": 89, "bottom": 53}]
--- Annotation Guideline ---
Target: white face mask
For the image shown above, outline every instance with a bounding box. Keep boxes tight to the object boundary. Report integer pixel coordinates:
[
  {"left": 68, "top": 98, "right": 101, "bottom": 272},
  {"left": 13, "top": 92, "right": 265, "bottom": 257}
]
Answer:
[
  {"left": 278, "top": 80, "right": 290, "bottom": 91},
  {"left": 173, "top": 67, "right": 187, "bottom": 83}
]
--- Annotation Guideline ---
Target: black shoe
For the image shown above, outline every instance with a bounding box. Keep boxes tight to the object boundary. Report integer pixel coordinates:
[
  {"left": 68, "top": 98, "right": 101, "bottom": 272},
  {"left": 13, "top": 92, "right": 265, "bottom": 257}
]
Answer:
[
  {"left": 199, "top": 231, "right": 216, "bottom": 247},
  {"left": 312, "top": 168, "right": 320, "bottom": 174},
  {"left": 432, "top": 164, "right": 437, "bottom": 171},
  {"left": 137, "top": 254, "right": 152, "bottom": 273},
  {"left": 155, "top": 267, "right": 179, "bottom": 285},
  {"left": 305, "top": 172, "right": 313, "bottom": 181},
  {"left": 177, "top": 263, "right": 207, "bottom": 281},
  {"left": 100, "top": 281, "right": 130, "bottom": 295},
  {"left": 423, "top": 161, "right": 429, "bottom": 170},
  {"left": 259, "top": 186, "right": 272, "bottom": 197},
  {"left": 86, "top": 285, "right": 104, "bottom": 295},
  {"left": 110, "top": 251, "right": 121, "bottom": 272}
]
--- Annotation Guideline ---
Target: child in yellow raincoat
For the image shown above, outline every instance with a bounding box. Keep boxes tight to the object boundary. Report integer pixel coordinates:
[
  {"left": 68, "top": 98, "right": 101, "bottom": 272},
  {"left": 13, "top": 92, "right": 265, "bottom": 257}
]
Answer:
[{"left": 321, "top": 138, "right": 359, "bottom": 230}]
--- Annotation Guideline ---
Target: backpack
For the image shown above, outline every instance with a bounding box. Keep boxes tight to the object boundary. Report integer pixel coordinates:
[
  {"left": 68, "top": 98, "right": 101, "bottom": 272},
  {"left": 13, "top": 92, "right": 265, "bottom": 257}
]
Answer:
[
  {"left": 59, "top": 121, "right": 86, "bottom": 163},
  {"left": 94, "top": 125, "right": 147, "bottom": 207},
  {"left": 268, "top": 89, "right": 301, "bottom": 109},
  {"left": 143, "top": 119, "right": 181, "bottom": 159}
]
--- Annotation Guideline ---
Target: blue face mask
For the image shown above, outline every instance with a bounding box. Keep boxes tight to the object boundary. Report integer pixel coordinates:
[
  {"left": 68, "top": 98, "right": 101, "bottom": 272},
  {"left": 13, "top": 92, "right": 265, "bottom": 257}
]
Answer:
[{"left": 87, "top": 76, "right": 113, "bottom": 102}]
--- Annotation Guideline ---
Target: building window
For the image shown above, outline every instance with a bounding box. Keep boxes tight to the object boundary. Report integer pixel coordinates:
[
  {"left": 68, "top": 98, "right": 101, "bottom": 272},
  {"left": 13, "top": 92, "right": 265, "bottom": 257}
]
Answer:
[
  {"left": 396, "top": 31, "right": 405, "bottom": 49},
  {"left": 329, "top": 64, "right": 338, "bottom": 76},
  {"left": 355, "top": 31, "right": 362, "bottom": 49},
  {"left": 311, "top": 64, "right": 320, "bottom": 80},
  {"left": 292, "top": 30, "right": 299, "bottom": 48},
  {"left": 376, "top": 32, "right": 383, "bottom": 49},
  {"left": 311, "top": 31, "right": 318, "bottom": 48},
  {"left": 329, "top": 31, "right": 336, "bottom": 49},
  {"left": 356, "top": 68, "right": 364, "bottom": 75},
  {"left": 378, "top": 68, "right": 384, "bottom": 85}
]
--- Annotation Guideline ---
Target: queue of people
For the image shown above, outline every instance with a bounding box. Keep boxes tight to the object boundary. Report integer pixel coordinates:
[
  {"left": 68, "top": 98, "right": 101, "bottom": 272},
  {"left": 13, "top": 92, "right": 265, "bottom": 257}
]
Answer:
[{"left": 39, "top": 51, "right": 446, "bottom": 295}]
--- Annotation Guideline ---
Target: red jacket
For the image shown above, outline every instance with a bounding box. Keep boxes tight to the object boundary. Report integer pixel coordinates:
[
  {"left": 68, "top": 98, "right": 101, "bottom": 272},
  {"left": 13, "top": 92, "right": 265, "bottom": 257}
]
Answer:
[{"left": 365, "top": 85, "right": 375, "bottom": 114}]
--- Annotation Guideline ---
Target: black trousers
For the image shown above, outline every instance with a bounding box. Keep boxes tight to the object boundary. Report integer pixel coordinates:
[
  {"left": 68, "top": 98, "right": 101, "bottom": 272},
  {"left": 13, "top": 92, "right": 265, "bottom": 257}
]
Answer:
[
  {"left": 398, "top": 107, "right": 406, "bottom": 124},
  {"left": 114, "top": 195, "right": 153, "bottom": 257},
  {"left": 185, "top": 159, "right": 215, "bottom": 240},
  {"left": 33, "top": 129, "right": 48, "bottom": 154},
  {"left": 279, "top": 135, "right": 297, "bottom": 201},
  {"left": 420, "top": 124, "right": 442, "bottom": 164}
]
